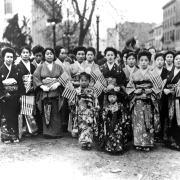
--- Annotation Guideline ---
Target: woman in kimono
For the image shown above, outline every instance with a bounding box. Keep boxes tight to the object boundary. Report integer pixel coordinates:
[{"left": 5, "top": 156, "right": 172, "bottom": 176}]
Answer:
[
  {"left": 127, "top": 50, "right": 161, "bottom": 151},
  {"left": 163, "top": 51, "right": 180, "bottom": 150},
  {"left": 153, "top": 53, "right": 169, "bottom": 143},
  {"left": 0, "top": 47, "right": 24, "bottom": 143},
  {"left": 16, "top": 46, "right": 37, "bottom": 136},
  {"left": 123, "top": 52, "right": 139, "bottom": 86},
  {"left": 33, "top": 48, "right": 64, "bottom": 138},
  {"left": 98, "top": 47, "right": 130, "bottom": 153},
  {"left": 70, "top": 72, "right": 99, "bottom": 150},
  {"left": 164, "top": 50, "right": 174, "bottom": 72}
]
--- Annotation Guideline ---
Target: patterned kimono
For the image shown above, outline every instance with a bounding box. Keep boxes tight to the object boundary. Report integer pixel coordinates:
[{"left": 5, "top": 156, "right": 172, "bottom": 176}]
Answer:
[
  {"left": 163, "top": 67, "right": 180, "bottom": 149},
  {"left": 81, "top": 61, "right": 99, "bottom": 87},
  {"left": 0, "top": 64, "right": 24, "bottom": 142},
  {"left": 127, "top": 69, "right": 161, "bottom": 148},
  {"left": 99, "top": 102, "right": 130, "bottom": 152},
  {"left": 33, "top": 62, "right": 64, "bottom": 137},
  {"left": 71, "top": 87, "right": 99, "bottom": 145},
  {"left": 98, "top": 63, "right": 130, "bottom": 152}
]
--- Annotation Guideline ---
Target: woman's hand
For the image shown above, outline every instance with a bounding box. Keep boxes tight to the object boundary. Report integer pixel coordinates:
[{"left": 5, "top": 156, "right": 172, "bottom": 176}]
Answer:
[
  {"left": 145, "top": 89, "right": 153, "bottom": 95},
  {"left": 164, "top": 89, "right": 171, "bottom": 95},
  {"left": 107, "top": 84, "right": 114, "bottom": 91},
  {"left": 40, "top": 85, "right": 49, "bottom": 92},
  {"left": 134, "top": 89, "right": 142, "bottom": 94},
  {"left": 114, "top": 87, "right": 120, "bottom": 92},
  {"left": 50, "top": 82, "right": 60, "bottom": 91}
]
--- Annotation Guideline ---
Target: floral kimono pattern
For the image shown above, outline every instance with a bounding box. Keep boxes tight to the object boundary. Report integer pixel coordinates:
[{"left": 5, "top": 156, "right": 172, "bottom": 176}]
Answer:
[
  {"left": 127, "top": 69, "right": 161, "bottom": 148},
  {"left": 70, "top": 87, "right": 99, "bottom": 145},
  {"left": 98, "top": 102, "right": 130, "bottom": 152}
]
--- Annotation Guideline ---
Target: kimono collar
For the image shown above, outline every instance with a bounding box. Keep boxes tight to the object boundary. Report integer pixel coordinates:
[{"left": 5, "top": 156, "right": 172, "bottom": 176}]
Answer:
[
  {"left": 107, "top": 62, "right": 115, "bottom": 70},
  {"left": 86, "top": 60, "right": 94, "bottom": 65},
  {"left": 166, "top": 63, "right": 173, "bottom": 71},
  {"left": 140, "top": 68, "right": 148, "bottom": 75},
  {"left": 108, "top": 102, "right": 119, "bottom": 113},
  {"left": 22, "top": 60, "right": 31, "bottom": 73},
  {"left": 4, "top": 63, "right": 12, "bottom": 71}
]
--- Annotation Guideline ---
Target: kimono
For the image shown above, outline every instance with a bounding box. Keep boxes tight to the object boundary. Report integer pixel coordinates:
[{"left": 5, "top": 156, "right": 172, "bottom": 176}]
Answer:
[
  {"left": 123, "top": 65, "right": 139, "bottom": 86},
  {"left": 98, "top": 63, "right": 130, "bottom": 152},
  {"left": 99, "top": 62, "right": 126, "bottom": 108},
  {"left": 127, "top": 69, "right": 161, "bottom": 148},
  {"left": 70, "top": 87, "right": 99, "bottom": 145},
  {"left": 81, "top": 60, "right": 99, "bottom": 87},
  {"left": 0, "top": 64, "right": 24, "bottom": 142},
  {"left": 99, "top": 102, "right": 130, "bottom": 153},
  {"left": 16, "top": 61, "right": 37, "bottom": 134},
  {"left": 32, "top": 60, "right": 42, "bottom": 69},
  {"left": 33, "top": 62, "right": 64, "bottom": 137},
  {"left": 163, "top": 67, "right": 180, "bottom": 149},
  {"left": 155, "top": 67, "right": 169, "bottom": 141}
]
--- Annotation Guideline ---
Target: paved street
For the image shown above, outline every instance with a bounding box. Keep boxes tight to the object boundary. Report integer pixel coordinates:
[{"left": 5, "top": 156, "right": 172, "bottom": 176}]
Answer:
[{"left": 0, "top": 133, "right": 180, "bottom": 180}]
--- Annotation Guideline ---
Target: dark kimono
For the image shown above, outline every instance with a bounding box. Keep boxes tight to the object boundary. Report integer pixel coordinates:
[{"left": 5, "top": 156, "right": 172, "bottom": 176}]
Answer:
[
  {"left": 98, "top": 63, "right": 130, "bottom": 152},
  {"left": 127, "top": 69, "right": 161, "bottom": 148},
  {"left": 70, "top": 87, "right": 99, "bottom": 145},
  {"left": 99, "top": 102, "right": 130, "bottom": 152},
  {"left": 33, "top": 62, "right": 64, "bottom": 137},
  {"left": 163, "top": 68, "right": 180, "bottom": 150},
  {"left": 0, "top": 64, "right": 24, "bottom": 142}
]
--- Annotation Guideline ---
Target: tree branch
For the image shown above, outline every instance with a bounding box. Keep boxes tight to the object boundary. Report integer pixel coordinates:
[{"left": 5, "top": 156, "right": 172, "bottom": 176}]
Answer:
[{"left": 72, "top": 0, "right": 82, "bottom": 18}]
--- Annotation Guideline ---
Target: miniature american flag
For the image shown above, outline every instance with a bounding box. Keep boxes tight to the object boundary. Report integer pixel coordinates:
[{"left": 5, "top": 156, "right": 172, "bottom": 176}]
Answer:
[
  {"left": 93, "top": 80, "right": 104, "bottom": 97},
  {"left": 90, "top": 68, "right": 106, "bottom": 87},
  {"left": 62, "top": 81, "right": 76, "bottom": 101},
  {"left": 58, "top": 71, "right": 70, "bottom": 87},
  {"left": 148, "top": 70, "right": 163, "bottom": 89}
]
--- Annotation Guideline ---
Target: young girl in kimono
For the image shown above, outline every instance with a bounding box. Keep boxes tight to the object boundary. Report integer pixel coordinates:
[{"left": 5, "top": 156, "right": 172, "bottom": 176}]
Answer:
[
  {"left": 99, "top": 89, "right": 129, "bottom": 153},
  {"left": 127, "top": 50, "right": 161, "bottom": 151},
  {"left": 70, "top": 72, "right": 99, "bottom": 150}
]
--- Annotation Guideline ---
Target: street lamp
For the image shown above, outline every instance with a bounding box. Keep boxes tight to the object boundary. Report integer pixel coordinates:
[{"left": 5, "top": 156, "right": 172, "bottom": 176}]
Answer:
[
  {"left": 96, "top": 15, "right": 100, "bottom": 55},
  {"left": 46, "top": 18, "right": 59, "bottom": 49}
]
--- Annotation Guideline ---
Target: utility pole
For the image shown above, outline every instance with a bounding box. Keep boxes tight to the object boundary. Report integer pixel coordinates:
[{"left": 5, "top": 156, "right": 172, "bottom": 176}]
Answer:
[{"left": 96, "top": 15, "right": 100, "bottom": 55}]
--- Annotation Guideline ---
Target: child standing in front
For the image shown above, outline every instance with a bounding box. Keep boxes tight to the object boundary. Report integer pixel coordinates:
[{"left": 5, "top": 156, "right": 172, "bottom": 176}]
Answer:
[{"left": 71, "top": 72, "right": 99, "bottom": 150}]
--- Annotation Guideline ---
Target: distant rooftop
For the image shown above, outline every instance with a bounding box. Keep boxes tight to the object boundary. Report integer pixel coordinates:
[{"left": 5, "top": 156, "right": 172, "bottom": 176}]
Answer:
[{"left": 162, "top": 0, "right": 176, "bottom": 9}]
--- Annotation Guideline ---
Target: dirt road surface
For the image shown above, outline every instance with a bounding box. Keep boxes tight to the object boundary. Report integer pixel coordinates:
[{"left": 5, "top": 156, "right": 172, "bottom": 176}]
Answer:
[{"left": 0, "top": 133, "right": 180, "bottom": 180}]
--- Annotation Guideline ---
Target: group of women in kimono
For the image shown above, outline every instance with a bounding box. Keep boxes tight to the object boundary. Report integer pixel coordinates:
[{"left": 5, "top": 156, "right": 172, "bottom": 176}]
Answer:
[{"left": 0, "top": 44, "right": 180, "bottom": 154}]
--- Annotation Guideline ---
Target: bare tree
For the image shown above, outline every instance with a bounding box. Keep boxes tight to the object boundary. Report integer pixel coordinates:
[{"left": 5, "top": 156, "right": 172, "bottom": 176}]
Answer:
[{"left": 71, "top": 0, "right": 97, "bottom": 45}]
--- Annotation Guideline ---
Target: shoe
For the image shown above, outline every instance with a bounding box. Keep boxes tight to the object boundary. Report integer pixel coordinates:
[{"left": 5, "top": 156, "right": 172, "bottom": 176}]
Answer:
[{"left": 143, "top": 147, "right": 150, "bottom": 152}]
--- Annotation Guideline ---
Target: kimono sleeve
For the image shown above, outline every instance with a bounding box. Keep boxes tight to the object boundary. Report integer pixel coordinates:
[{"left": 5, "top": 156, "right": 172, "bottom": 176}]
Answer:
[{"left": 33, "top": 65, "right": 43, "bottom": 90}]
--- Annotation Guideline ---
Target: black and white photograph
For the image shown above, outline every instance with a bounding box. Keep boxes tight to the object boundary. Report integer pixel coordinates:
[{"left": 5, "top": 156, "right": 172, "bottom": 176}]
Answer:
[{"left": 0, "top": 0, "right": 180, "bottom": 179}]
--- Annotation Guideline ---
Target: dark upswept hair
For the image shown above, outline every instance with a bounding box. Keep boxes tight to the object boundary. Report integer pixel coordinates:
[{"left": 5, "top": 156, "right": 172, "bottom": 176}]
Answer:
[
  {"left": 117, "top": 50, "right": 122, "bottom": 58},
  {"left": 104, "top": 47, "right": 117, "bottom": 58},
  {"left": 79, "top": 72, "right": 91, "bottom": 81},
  {"left": 86, "top": 47, "right": 96, "bottom": 56},
  {"left": 1, "top": 47, "right": 16, "bottom": 59},
  {"left": 32, "top": 45, "right": 44, "bottom": 55},
  {"left": 126, "top": 52, "right": 137, "bottom": 60},
  {"left": 42, "top": 48, "right": 56, "bottom": 61},
  {"left": 55, "top": 45, "right": 66, "bottom": 57},
  {"left": 121, "top": 48, "right": 133, "bottom": 57},
  {"left": 19, "top": 46, "right": 31, "bottom": 55},
  {"left": 154, "top": 52, "right": 165, "bottom": 61},
  {"left": 148, "top": 47, "right": 156, "bottom": 53},
  {"left": 174, "top": 51, "right": 180, "bottom": 59},
  {"left": 138, "top": 50, "right": 151, "bottom": 61},
  {"left": 164, "top": 50, "right": 175, "bottom": 59},
  {"left": 73, "top": 46, "right": 87, "bottom": 56}
]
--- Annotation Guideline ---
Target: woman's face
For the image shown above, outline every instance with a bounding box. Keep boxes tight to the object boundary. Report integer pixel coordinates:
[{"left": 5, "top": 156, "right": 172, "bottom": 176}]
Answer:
[
  {"left": 106, "top": 51, "right": 115, "bottom": 64},
  {"left": 76, "top": 51, "right": 85, "bottom": 64},
  {"left": 127, "top": 55, "right": 136, "bottom": 67},
  {"left": 4, "top": 52, "right": 13, "bottom": 66},
  {"left": 59, "top": 48, "right": 67, "bottom": 61},
  {"left": 108, "top": 95, "right": 117, "bottom": 104},
  {"left": 155, "top": 56, "right": 164, "bottom": 68},
  {"left": 165, "top": 54, "right": 174, "bottom": 65},
  {"left": 21, "top": 49, "right": 30, "bottom": 61},
  {"left": 139, "top": 56, "right": 149, "bottom": 69},
  {"left": 174, "top": 55, "right": 180, "bottom": 68},
  {"left": 45, "top": 50, "right": 54, "bottom": 63}
]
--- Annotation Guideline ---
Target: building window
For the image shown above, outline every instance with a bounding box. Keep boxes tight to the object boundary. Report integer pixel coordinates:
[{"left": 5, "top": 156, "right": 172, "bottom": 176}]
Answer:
[{"left": 4, "top": 0, "right": 12, "bottom": 14}]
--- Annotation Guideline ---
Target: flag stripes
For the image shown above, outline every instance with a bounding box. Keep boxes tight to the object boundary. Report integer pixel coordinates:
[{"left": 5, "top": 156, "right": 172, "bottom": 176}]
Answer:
[
  {"left": 20, "top": 95, "right": 35, "bottom": 116},
  {"left": 93, "top": 80, "right": 104, "bottom": 97},
  {"left": 62, "top": 87, "right": 76, "bottom": 101},
  {"left": 148, "top": 72, "right": 163, "bottom": 89},
  {"left": 58, "top": 71, "right": 70, "bottom": 87}
]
